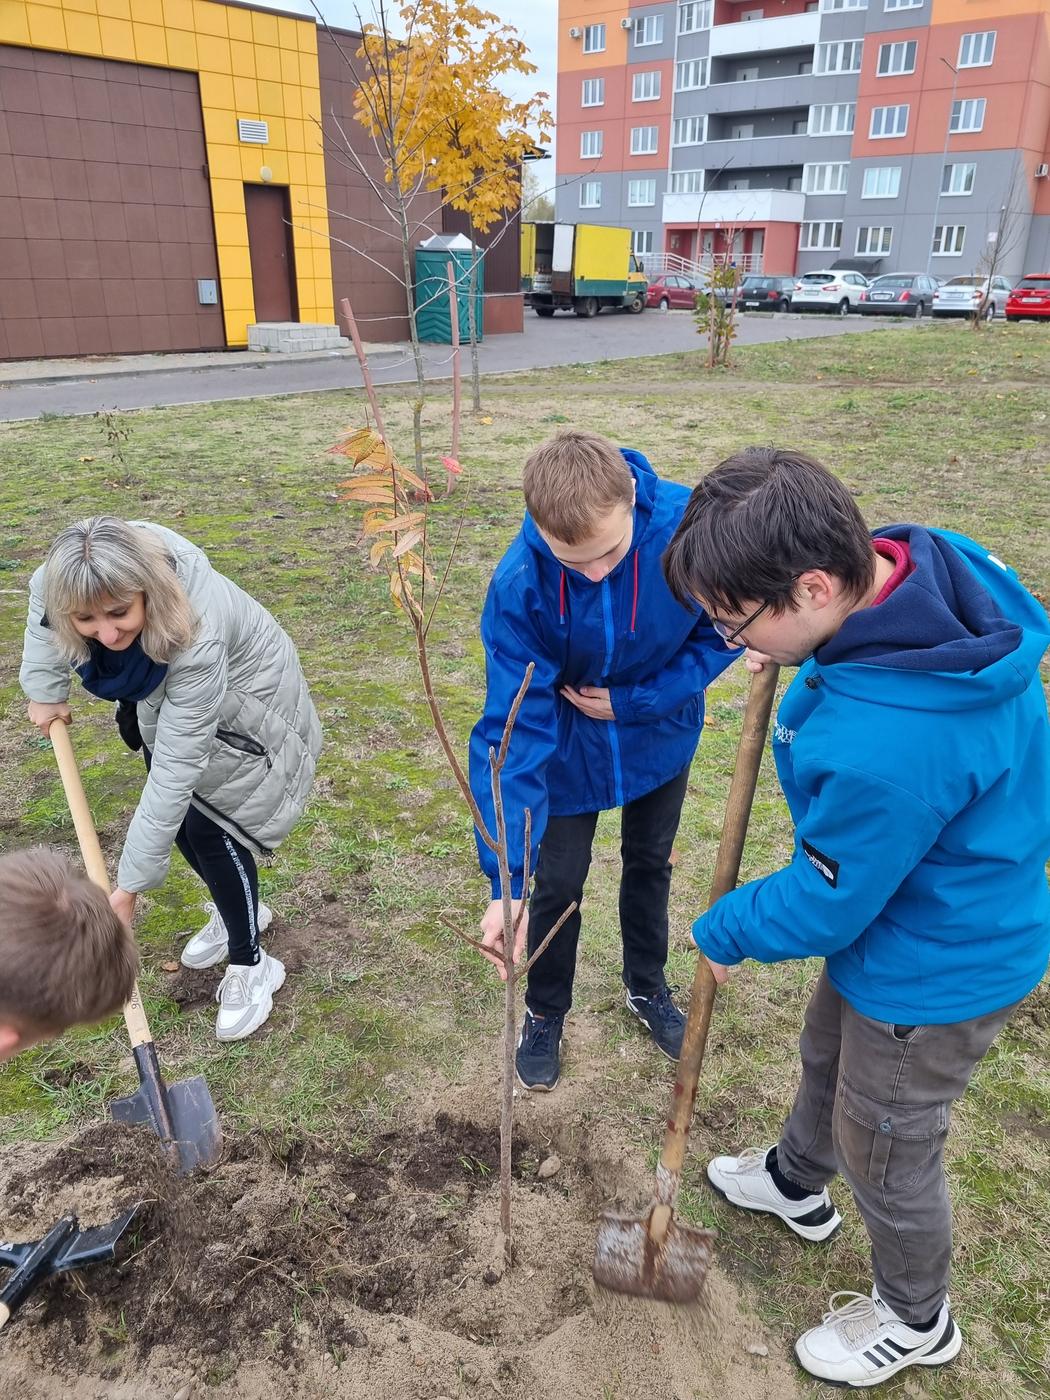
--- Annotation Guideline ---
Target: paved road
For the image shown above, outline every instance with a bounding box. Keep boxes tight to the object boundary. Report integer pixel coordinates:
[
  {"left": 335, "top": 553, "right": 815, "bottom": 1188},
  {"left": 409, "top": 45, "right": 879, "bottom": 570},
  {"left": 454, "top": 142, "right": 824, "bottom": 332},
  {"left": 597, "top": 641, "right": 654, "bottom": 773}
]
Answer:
[{"left": 0, "top": 310, "right": 890, "bottom": 422}]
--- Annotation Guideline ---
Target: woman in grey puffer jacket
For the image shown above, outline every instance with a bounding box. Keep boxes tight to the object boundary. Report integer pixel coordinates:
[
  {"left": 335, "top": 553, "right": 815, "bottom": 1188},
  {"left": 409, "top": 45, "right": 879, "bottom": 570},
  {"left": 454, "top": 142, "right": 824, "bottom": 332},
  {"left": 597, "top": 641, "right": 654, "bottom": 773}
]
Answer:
[{"left": 20, "top": 518, "right": 322, "bottom": 1042}]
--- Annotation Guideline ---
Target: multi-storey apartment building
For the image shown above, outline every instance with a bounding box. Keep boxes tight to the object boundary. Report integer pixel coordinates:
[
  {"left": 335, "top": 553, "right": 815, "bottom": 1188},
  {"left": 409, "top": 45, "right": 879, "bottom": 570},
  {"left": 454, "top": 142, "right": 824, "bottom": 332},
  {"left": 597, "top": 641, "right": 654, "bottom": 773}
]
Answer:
[{"left": 556, "top": 0, "right": 1050, "bottom": 279}]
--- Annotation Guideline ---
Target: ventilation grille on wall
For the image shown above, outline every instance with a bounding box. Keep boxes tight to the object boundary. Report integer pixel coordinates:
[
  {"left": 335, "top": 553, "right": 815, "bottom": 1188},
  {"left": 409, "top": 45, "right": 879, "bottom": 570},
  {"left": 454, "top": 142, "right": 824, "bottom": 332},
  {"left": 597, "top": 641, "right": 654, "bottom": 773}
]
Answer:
[{"left": 237, "top": 119, "right": 270, "bottom": 144}]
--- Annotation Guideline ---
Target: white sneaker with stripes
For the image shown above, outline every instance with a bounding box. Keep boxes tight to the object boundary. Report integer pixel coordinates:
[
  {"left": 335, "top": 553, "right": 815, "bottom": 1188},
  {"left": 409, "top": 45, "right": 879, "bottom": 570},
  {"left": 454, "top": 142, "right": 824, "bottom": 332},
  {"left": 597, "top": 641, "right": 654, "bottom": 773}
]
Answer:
[
  {"left": 795, "top": 1288, "right": 961, "bottom": 1388},
  {"left": 180, "top": 900, "right": 273, "bottom": 970}
]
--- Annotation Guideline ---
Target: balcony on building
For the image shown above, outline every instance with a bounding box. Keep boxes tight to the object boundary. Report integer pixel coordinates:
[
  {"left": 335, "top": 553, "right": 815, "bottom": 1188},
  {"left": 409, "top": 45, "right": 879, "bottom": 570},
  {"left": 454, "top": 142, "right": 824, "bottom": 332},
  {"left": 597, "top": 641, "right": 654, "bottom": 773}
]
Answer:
[
  {"left": 705, "top": 105, "right": 810, "bottom": 142},
  {"left": 706, "top": 48, "right": 815, "bottom": 115},
  {"left": 709, "top": 7, "right": 820, "bottom": 58}
]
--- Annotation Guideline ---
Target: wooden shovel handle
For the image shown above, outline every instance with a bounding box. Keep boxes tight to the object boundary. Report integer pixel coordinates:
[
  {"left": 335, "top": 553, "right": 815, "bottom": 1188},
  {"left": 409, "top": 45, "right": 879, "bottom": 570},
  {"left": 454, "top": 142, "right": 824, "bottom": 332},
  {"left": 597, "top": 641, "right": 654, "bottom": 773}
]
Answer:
[
  {"left": 657, "top": 663, "right": 781, "bottom": 1191},
  {"left": 48, "top": 720, "right": 153, "bottom": 1050}
]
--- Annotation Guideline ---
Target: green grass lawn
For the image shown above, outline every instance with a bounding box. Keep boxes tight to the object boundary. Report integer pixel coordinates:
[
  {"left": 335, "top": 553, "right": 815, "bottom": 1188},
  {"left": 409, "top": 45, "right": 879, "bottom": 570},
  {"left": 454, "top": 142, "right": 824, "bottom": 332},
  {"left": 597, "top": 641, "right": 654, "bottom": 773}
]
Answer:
[{"left": 0, "top": 320, "right": 1047, "bottom": 1398}]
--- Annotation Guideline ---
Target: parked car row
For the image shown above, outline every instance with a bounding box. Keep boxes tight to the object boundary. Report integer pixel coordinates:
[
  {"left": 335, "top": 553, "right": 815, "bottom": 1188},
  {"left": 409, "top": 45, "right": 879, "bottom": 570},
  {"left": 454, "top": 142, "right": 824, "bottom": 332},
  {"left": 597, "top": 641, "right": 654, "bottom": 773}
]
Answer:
[{"left": 646, "top": 267, "right": 1050, "bottom": 322}]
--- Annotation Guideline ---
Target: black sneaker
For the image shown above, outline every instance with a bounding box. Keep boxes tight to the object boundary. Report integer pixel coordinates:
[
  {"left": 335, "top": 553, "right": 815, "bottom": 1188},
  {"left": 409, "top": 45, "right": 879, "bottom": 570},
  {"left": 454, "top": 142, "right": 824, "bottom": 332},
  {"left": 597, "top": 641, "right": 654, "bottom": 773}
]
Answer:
[
  {"left": 625, "top": 986, "right": 685, "bottom": 1061},
  {"left": 516, "top": 1011, "right": 564, "bottom": 1091}
]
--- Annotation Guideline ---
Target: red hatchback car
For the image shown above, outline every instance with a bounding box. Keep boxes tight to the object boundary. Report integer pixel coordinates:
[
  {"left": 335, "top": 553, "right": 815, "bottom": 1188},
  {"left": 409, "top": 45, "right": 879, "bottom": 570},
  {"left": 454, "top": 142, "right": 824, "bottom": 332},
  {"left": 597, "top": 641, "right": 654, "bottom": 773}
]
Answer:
[
  {"left": 646, "top": 274, "right": 704, "bottom": 310},
  {"left": 1006, "top": 274, "right": 1050, "bottom": 322}
]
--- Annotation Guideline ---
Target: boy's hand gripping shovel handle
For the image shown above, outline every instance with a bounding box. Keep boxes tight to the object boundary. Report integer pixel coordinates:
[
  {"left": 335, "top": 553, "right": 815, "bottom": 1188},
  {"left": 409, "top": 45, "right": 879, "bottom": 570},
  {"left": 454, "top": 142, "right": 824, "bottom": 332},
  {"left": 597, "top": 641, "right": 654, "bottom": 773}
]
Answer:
[{"left": 649, "top": 662, "right": 781, "bottom": 1241}]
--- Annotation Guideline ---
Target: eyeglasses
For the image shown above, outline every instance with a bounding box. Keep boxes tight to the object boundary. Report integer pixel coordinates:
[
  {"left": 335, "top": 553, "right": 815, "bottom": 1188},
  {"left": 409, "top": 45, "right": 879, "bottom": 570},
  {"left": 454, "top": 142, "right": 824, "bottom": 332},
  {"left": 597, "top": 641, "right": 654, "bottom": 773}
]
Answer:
[{"left": 711, "top": 600, "right": 771, "bottom": 648}]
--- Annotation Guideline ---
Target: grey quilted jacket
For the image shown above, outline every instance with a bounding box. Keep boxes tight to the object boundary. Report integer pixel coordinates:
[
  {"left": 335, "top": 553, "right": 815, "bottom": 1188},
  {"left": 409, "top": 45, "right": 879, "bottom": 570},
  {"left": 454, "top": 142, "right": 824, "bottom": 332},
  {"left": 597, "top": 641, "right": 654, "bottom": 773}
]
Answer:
[{"left": 20, "top": 523, "right": 322, "bottom": 894}]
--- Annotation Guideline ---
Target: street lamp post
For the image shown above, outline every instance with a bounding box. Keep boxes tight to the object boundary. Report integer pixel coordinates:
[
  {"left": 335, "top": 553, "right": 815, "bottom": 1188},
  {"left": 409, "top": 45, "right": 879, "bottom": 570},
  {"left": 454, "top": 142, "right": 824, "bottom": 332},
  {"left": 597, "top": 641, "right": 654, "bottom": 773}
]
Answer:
[{"left": 926, "top": 56, "right": 960, "bottom": 277}]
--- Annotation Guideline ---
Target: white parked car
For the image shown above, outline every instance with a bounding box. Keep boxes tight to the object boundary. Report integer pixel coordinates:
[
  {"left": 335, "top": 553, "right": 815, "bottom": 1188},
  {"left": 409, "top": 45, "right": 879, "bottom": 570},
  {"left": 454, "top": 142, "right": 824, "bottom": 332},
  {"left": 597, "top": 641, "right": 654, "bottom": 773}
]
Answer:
[
  {"left": 792, "top": 270, "right": 870, "bottom": 316},
  {"left": 932, "top": 275, "right": 1014, "bottom": 320}
]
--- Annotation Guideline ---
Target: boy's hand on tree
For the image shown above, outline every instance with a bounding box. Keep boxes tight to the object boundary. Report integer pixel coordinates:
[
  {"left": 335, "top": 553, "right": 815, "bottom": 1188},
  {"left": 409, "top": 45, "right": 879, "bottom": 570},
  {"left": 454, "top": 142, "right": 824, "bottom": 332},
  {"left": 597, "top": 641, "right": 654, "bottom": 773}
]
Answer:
[
  {"left": 561, "top": 685, "right": 614, "bottom": 720},
  {"left": 28, "top": 700, "right": 72, "bottom": 736},
  {"left": 479, "top": 898, "right": 529, "bottom": 982},
  {"left": 744, "top": 649, "right": 773, "bottom": 675}
]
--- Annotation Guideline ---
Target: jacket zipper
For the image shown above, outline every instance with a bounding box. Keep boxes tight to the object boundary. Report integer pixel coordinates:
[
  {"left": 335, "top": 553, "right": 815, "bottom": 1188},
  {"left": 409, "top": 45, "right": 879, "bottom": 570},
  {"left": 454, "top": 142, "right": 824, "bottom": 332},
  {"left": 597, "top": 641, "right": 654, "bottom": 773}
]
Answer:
[
  {"left": 216, "top": 727, "right": 274, "bottom": 769},
  {"left": 190, "top": 788, "right": 274, "bottom": 857},
  {"left": 599, "top": 578, "right": 624, "bottom": 806}
]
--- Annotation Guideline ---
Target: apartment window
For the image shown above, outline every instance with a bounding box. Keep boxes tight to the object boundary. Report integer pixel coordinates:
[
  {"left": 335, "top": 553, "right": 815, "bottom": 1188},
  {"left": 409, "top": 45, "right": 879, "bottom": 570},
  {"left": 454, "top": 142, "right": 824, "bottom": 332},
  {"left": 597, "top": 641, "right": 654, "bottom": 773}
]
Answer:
[
  {"left": 799, "top": 220, "right": 842, "bottom": 250},
  {"left": 670, "top": 169, "right": 704, "bottom": 193},
  {"left": 959, "top": 32, "right": 995, "bottom": 68},
  {"left": 885, "top": 0, "right": 922, "bottom": 8},
  {"left": 633, "top": 230, "right": 654, "bottom": 256},
  {"left": 628, "top": 177, "right": 657, "bottom": 206},
  {"left": 809, "top": 103, "right": 856, "bottom": 135},
  {"left": 726, "top": 177, "right": 750, "bottom": 190},
  {"left": 877, "top": 40, "right": 917, "bottom": 76},
  {"left": 869, "top": 104, "right": 909, "bottom": 138},
  {"left": 802, "top": 162, "right": 849, "bottom": 194},
  {"left": 633, "top": 70, "right": 661, "bottom": 101},
  {"left": 862, "top": 166, "right": 902, "bottom": 198},
  {"left": 675, "top": 58, "right": 708, "bottom": 91},
  {"left": 816, "top": 41, "right": 862, "bottom": 74},
  {"left": 635, "top": 14, "right": 664, "bottom": 45},
  {"left": 579, "top": 180, "right": 602, "bottom": 209},
  {"left": 673, "top": 115, "right": 706, "bottom": 145},
  {"left": 580, "top": 130, "right": 603, "bottom": 159},
  {"left": 729, "top": 122, "right": 755, "bottom": 139},
  {"left": 950, "top": 98, "right": 986, "bottom": 133},
  {"left": 821, "top": 0, "right": 865, "bottom": 10},
  {"left": 856, "top": 225, "right": 893, "bottom": 255},
  {"left": 631, "top": 125, "right": 659, "bottom": 154},
  {"left": 932, "top": 224, "right": 966, "bottom": 256},
  {"left": 736, "top": 67, "right": 759, "bottom": 82},
  {"left": 798, "top": 59, "right": 813, "bottom": 74},
  {"left": 583, "top": 23, "right": 605, "bottom": 53},
  {"left": 740, "top": 7, "right": 763, "bottom": 16},
  {"left": 941, "top": 162, "right": 976, "bottom": 196},
  {"left": 581, "top": 77, "right": 604, "bottom": 107},
  {"left": 787, "top": 175, "right": 804, "bottom": 190},
  {"left": 677, "top": 2, "right": 712, "bottom": 35}
]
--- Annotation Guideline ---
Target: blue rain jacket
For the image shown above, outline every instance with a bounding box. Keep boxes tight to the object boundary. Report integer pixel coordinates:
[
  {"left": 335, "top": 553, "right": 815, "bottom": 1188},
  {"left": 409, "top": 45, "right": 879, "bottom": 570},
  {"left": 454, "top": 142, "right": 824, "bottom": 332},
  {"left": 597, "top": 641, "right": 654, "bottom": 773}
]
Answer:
[
  {"left": 694, "top": 526, "right": 1050, "bottom": 1024},
  {"left": 470, "top": 451, "right": 736, "bottom": 898}
]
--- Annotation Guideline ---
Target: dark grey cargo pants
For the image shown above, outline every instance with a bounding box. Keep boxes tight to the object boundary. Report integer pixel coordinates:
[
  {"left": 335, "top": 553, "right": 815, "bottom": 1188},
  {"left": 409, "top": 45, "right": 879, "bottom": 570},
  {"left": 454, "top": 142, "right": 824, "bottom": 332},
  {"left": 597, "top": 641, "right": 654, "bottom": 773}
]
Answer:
[{"left": 776, "top": 969, "right": 1018, "bottom": 1325}]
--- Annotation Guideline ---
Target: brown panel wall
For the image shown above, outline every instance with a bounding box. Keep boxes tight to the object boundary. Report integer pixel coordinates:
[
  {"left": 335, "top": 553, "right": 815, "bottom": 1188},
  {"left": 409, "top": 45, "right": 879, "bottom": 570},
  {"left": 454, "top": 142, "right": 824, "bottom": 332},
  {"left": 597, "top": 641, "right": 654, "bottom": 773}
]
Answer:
[
  {"left": 317, "top": 29, "right": 442, "bottom": 344},
  {"left": 0, "top": 44, "right": 224, "bottom": 359}
]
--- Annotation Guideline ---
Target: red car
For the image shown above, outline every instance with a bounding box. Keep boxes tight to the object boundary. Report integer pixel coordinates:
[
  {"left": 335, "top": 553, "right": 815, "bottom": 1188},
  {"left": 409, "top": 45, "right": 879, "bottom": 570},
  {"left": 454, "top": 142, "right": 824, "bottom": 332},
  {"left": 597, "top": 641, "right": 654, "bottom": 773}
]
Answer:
[
  {"left": 646, "top": 274, "right": 704, "bottom": 310},
  {"left": 1005, "top": 274, "right": 1050, "bottom": 322}
]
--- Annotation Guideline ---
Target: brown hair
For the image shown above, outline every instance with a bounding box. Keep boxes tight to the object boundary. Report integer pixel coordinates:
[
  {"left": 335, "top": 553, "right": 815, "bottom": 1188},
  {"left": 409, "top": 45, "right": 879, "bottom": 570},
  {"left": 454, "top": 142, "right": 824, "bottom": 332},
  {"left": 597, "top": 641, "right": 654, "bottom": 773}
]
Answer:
[
  {"left": 0, "top": 848, "right": 138, "bottom": 1033},
  {"left": 523, "top": 430, "right": 635, "bottom": 544},
  {"left": 663, "top": 447, "right": 876, "bottom": 615}
]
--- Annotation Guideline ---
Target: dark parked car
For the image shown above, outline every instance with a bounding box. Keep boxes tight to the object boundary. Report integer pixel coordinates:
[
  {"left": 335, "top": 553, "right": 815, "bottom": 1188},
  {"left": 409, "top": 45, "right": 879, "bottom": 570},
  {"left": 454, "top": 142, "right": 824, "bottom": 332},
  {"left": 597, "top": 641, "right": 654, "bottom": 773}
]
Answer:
[
  {"left": 859, "top": 273, "right": 938, "bottom": 318},
  {"left": 1005, "top": 274, "right": 1050, "bottom": 322},
  {"left": 646, "top": 274, "right": 706, "bottom": 310},
  {"left": 734, "top": 275, "right": 795, "bottom": 312}
]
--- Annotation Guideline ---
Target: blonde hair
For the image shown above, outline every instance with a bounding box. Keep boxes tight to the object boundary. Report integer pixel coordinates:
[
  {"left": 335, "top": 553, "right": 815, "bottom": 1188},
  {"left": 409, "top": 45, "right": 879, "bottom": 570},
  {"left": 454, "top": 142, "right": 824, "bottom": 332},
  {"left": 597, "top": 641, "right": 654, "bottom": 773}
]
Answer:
[
  {"left": 42, "top": 517, "right": 198, "bottom": 664},
  {"left": 523, "top": 430, "right": 634, "bottom": 544}
]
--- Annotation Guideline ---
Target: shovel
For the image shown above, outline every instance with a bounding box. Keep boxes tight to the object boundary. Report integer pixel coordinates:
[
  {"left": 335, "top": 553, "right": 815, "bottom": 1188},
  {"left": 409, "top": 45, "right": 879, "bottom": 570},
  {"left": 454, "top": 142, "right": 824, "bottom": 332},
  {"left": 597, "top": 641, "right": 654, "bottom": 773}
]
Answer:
[
  {"left": 48, "top": 720, "right": 223, "bottom": 1175},
  {"left": 0, "top": 1208, "right": 140, "bottom": 1330},
  {"left": 593, "top": 663, "right": 781, "bottom": 1303}
]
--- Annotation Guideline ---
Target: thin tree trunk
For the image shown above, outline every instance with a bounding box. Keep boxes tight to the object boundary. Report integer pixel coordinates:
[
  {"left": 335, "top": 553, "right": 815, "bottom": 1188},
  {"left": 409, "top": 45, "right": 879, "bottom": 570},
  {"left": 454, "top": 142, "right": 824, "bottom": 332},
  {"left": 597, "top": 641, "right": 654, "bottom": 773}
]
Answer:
[
  {"left": 395, "top": 193, "right": 427, "bottom": 480},
  {"left": 468, "top": 232, "right": 482, "bottom": 414}
]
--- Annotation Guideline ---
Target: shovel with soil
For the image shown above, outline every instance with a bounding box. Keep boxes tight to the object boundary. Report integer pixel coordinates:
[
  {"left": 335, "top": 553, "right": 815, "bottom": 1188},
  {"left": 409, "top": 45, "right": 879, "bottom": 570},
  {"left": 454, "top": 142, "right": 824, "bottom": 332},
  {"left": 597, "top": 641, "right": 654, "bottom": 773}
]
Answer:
[
  {"left": 593, "top": 664, "right": 780, "bottom": 1304},
  {"left": 48, "top": 720, "right": 222, "bottom": 1175},
  {"left": 0, "top": 1209, "right": 139, "bottom": 1330}
]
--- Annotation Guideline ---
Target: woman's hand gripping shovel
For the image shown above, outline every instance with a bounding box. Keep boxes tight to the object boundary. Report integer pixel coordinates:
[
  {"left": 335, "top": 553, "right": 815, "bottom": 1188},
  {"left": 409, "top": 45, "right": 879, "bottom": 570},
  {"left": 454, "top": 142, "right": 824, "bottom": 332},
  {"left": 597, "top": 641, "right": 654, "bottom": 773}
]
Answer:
[
  {"left": 592, "top": 663, "right": 780, "bottom": 1303},
  {"left": 48, "top": 720, "right": 222, "bottom": 1175}
]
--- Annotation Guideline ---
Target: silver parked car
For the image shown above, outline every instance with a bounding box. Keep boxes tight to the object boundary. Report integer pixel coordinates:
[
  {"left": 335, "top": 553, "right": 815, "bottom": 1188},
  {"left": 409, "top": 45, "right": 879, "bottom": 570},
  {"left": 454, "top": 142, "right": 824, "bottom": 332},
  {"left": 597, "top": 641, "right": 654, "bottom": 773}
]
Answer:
[{"left": 932, "top": 275, "right": 1013, "bottom": 320}]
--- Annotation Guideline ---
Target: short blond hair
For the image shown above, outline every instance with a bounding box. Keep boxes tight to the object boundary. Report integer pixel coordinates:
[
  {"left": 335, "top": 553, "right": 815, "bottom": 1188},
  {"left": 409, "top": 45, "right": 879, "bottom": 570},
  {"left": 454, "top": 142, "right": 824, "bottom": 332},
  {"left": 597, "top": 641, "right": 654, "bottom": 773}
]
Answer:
[
  {"left": 0, "top": 848, "right": 138, "bottom": 1032},
  {"left": 42, "top": 517, "right": 197, "bottom": 664},
  {"left": 523, "top": 430, "right": 634, "bottom": 544}
]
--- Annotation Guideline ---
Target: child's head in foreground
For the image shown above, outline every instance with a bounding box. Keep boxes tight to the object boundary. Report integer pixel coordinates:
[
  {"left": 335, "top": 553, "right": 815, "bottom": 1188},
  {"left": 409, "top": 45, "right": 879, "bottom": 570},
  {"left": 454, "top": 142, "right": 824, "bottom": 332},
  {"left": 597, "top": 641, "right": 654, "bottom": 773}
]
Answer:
[{"left": 0, "top": 848, "right": 138, "bottom": 1062}]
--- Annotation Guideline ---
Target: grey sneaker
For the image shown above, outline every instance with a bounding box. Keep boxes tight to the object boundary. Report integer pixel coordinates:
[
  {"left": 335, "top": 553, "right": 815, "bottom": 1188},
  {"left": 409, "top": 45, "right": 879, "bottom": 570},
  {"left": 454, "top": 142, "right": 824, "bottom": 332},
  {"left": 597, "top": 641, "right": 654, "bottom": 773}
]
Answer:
[
  {"left": 181, "top": 900, "right": 273, "bottom": 969},
  {"left": 215, "top": 950, "right": 286, "bottom": 1041}
]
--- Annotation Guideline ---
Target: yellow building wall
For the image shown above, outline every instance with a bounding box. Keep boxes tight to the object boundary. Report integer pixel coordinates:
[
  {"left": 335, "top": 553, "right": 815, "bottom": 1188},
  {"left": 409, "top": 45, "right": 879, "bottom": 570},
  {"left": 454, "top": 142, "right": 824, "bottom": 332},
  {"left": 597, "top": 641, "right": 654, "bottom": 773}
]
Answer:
[{"left": 0, "top": 0, "right": 335, "bottom": 345}]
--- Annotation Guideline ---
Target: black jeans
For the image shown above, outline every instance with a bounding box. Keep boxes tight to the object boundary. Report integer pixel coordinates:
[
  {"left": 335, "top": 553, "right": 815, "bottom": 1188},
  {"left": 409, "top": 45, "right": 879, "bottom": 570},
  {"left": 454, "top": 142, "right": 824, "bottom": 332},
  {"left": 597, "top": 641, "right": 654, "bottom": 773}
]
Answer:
[
  {"left": 525, "top": 766, "right": 691, "bottom": 1017},
  {"left": 143, "top": 750, "right": 261, "bottom": 965}
]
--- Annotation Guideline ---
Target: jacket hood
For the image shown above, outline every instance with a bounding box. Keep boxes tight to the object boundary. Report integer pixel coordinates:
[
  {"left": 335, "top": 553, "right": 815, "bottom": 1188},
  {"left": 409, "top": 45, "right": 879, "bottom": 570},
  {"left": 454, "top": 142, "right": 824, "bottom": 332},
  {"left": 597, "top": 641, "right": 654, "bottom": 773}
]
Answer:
[{"left": 816, "top": 526, "right": 1050, "bottom": 713}]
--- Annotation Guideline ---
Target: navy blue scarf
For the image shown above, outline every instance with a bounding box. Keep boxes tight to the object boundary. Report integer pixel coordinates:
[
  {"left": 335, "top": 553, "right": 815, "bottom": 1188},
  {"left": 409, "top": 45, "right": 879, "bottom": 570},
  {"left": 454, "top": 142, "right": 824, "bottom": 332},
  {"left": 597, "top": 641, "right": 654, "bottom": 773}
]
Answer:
[{"left": 75, "top": 637, "right": 168, "bottom": 702}]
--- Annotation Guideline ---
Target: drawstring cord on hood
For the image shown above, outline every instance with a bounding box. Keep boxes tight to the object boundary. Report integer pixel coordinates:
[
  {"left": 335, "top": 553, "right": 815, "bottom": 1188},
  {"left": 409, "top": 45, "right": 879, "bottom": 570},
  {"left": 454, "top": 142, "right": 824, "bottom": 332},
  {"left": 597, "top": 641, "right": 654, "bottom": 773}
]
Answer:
[{"left": 557, "top": 553, "right": 641, "bottom": 639}]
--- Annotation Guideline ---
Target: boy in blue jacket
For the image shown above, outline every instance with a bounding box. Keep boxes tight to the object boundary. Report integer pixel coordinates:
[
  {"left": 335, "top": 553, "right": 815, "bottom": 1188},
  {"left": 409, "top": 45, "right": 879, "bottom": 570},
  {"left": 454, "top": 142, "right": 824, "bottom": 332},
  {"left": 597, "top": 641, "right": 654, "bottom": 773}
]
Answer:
[
  {"left": 470, "top": 430, "right": 735, "bottom": 1090},
  {"left": 663, "top": 446, "right": 1050, "bottom": 1390}
]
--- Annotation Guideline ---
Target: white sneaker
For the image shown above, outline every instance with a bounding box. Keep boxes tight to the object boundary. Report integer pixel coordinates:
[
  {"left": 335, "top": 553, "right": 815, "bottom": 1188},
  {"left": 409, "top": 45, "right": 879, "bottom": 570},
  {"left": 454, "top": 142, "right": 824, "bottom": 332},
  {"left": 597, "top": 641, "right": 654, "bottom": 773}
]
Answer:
[
  {"left": 707, "top": 1144, "right": 841, "bottom": 1242},
  {"left": 181, "top": 900, "right": 273, "bottom": 969},
  {"left": 795, "top": 1288, "right": 961, "bottom": 1388},
  {"left": 214, "top": 950, "right": 286, "bottom": 1042}
]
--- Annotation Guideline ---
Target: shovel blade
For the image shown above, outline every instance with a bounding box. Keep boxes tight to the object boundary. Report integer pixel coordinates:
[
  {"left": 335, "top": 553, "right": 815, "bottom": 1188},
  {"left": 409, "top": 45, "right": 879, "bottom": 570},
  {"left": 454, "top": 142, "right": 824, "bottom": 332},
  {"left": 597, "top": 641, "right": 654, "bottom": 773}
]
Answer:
[
  {"left": 110, "top": 1074, "right": 222, "bottom": 1174},
  {"left": 593, "top": 1207, "right": 717, "bottom": 1305}
]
